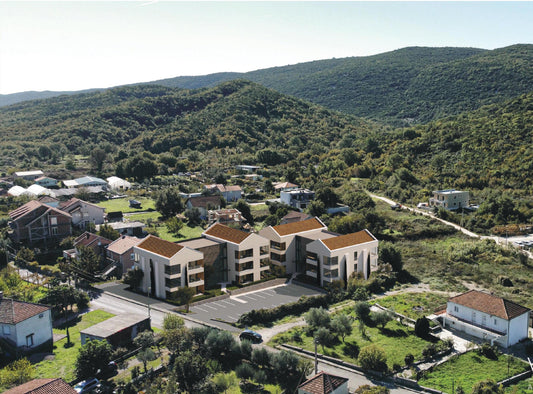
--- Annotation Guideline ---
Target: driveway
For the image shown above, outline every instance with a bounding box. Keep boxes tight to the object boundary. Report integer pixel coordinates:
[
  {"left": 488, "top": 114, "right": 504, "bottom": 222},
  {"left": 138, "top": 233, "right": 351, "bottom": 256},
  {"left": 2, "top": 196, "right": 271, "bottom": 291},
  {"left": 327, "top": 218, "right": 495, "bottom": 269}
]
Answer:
[{"left": 189, "top": 283, "right": 323, "bottom": 330}]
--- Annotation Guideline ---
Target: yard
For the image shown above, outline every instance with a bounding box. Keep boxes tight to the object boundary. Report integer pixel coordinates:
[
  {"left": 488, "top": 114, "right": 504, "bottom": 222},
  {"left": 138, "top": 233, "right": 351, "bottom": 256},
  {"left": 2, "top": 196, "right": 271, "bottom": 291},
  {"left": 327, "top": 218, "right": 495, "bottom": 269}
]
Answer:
[
  {"left": 33, "top": 310, "right": 115, "bottom": 382},
  {"left": 96, "top": 197, "right": 156, "bottom": 213},
  {"left": 270, "top": 314, "right": 438, "bottom": 370},
  {"left": 370, "top": 292, "right": 449, "bottom": 321},
  {"left": 418, "top": 350, "right": 529, "bottom": 393}
]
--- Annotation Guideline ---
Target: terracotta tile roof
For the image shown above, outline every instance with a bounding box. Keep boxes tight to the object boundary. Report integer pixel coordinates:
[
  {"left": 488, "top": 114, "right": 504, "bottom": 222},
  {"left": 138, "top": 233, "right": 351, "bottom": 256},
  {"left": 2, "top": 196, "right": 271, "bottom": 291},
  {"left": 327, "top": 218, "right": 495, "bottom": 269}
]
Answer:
[
  {"left": 136, "top": 235, "right": 183, "bottom": 258},
  {"left": 9, "top": 200, "right": 44, "bottom": 221},
  {"left": 3, "top": 378, "right": 76, "bottom": 394},
  {"left": 73, "top": 232, "right": 112, "bottom": 248},
  {"left": 449, "top": 290, "right": 530, "bottom": 320},
  {"left": 272, "top": 217, "right": 326, "bottom": 236},
  {"left": 107, "top": 236, "right": 142, "bottom": 255},
  {"left": 217, "top": 184, "right": 242, "bottom": 192},
  {"left": 186, "top": 195, "right": 221, "bottom": 208},
  {"left": 274, "top": 182, "right": 298, "bottom": 189},
  {"left": 297, "top": 372, "right": 348, "bottom": 394},
  {"left": 0, "top": 298, "right": 50, "bottom": 325},
  {"left": 322, "top": 230, "right": 376, "bottom": 251},
  {"left": 204, "top": 223, "right": 251, "bottom": 244}
]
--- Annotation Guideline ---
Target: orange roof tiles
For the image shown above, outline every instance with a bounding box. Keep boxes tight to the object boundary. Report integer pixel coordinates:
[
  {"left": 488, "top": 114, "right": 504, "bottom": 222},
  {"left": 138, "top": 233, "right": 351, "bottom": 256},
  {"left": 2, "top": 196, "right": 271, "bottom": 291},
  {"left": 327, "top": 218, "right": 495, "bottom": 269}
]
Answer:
[
  {"left": 204, "top": 223, "right": 251, "bottom": 244},
  {"left": 297, "top": 372, "right": 348, "bottom": 394},
  {"left": 272, "top": 217, "right": 325, "bottom": 236},
  {"left": 3, "top": 378, "right": 76, "bottom": 394},
  {"left": 449, "top": 290, "right": 529, "bottom": 320},
  {"left": 0, "top": 298, "right": 50, "bottom": 324},
  {"left": 136, "top": 235, "right": 183, "bottom": 258},
  {"left": 322, "top": 230, "right": 375, "bottom": 250}
]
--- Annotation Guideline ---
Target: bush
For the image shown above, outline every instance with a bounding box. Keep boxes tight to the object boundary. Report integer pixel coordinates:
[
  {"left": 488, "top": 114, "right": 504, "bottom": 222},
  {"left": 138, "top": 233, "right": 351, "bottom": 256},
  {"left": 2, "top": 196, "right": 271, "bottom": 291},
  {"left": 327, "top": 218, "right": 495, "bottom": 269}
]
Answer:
[
  {"left": 235, "top": 363, "right": 255, "bottom": 380},
  {"left": 477, "top": 343, "right": 499, "bottom": 360},
  {"left": 525, "top": 342, "right": 533, "bottom": 356},
  {"left": 414, "top": 317, "right": 430, "bottom": 338},
  {"left": 422, "top": 343, "right": 437, "bottom": 359},
  {"left": 358, "top": 344, "right": 388, "bottom": 372},
  {"left": 404, "top": 353, "right": 414, "bottom": 365}
]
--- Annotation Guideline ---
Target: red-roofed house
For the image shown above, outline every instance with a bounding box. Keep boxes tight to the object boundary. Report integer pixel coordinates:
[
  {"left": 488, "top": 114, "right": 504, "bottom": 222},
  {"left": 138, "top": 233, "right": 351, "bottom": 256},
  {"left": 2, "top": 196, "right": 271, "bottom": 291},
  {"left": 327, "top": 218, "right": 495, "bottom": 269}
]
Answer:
[
  {"left": 298, "top": 371, "right": 349, "bottom": 394},
  {"left": 442, "top": 290, "right": 530, "bottom": 347},
  {"left": 306, "top": 230, "right": 379, "bottom": 286},
  {"left": 106, "top": 235, "right": 142, "bottom": 273},
  {"left": 133, "top": 235, "right": 205, "bottom": 298},
  {"left": 3, "top": 378, "right": 76, "bottom": 394},
  {"left": 204, "top": 223, "right": 270, "bottom": 284},
  {"left": 8, "top": 200, "right": 72, "bottom": 245},
  {"left": 0, "top": 294, "right": 53, "bottom": 356},
  {"left": 58, "top": 198, "right": 105, "bottom": 229},
  {"left": 205, "top": 184, "right": 243, "bottom": 202}
]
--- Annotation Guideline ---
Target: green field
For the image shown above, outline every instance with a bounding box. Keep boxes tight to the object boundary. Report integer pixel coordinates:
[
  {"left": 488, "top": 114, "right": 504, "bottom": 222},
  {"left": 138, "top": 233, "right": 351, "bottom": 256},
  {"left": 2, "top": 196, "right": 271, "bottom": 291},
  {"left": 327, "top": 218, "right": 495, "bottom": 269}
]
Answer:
[
  {"left": 370, "top": 292, "right": 448, "bottom": 321},
  {"left": 34, "top": 310, "right": 115, "bottom": 382},
  {"left": 96, "top": 197, "right": 156, "bottom": 213},
  {"left": 419, "top": 351, "right": 529, "bottom": 393}
]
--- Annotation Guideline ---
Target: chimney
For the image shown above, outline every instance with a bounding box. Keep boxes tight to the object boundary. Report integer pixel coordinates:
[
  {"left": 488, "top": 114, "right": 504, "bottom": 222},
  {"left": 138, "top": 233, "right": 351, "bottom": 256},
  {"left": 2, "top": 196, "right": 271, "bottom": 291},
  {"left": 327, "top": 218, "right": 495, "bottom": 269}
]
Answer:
[{"left": 86, "top": 233, "right": 90, "bottom": 239}]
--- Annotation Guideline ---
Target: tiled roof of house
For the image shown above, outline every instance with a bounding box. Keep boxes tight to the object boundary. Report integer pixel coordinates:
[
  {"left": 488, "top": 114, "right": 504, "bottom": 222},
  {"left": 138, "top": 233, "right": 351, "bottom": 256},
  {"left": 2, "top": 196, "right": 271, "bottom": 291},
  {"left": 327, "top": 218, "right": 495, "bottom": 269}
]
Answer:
[
  {"left": 107, "top": 236, "right": 142, "bottom": 255},
  {"left": 59, "top": 197, "right": 103, "bottom": 211},
  {"left": 281, "top": 211, "right": 311, "bottom": 222},
  {"left": 9, "top": 200, "right": 42, "bottom": 220},
  {"left": 297, "top": 372, "right": 348, "bottom": 394},
  {"left": 449, "top": 290, "right": 530, "bottom": 320},
  {"left": 272, "top": 217, "right": 325, "bottom": 236},
  {"left": 3, "top": 378, "right": 76, "bottom": 394},
  {"left": 9, "top": 201, "right": 71, "bottom": 225},
  {"left": 0, "top": 298, "right": 50, "bottom": 325},
  {"left": 322, "top": 230, "right": 376, "bottom": 251},
  {"left": 204, "top": 223, "right": 251, "bottom": 244},
  {"left": 74, "top": 232, "right": 112, "bottom": 248},
  {"left": 186, "top": 195, "right": 221, "bottom": 208},
  {"left": 217, "top": 184, "right": 242, "bottom": 192},
  {"left": 274, "top": 181, "right": 298, "bottom": 190},
  {"left": 136, "top": 235, "right": 183, "bottom": 258}
]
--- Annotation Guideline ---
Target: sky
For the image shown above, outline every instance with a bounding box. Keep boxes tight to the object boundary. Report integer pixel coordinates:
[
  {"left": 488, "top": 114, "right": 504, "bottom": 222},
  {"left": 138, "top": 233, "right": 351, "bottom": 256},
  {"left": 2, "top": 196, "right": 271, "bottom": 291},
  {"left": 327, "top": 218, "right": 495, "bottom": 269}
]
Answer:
[{"left": 0, "top": 1, "right": 532, "bottom": 94}]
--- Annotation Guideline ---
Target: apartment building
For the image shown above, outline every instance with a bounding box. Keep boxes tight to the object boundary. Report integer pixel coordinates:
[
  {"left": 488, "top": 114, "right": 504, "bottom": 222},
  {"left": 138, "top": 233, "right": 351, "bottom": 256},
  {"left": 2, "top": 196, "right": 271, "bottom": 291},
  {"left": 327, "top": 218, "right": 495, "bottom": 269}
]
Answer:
[
  {"left": 429, "top": 189, "right": 469, "bottom": 210},
  {"left": 204, "top": 223, "right": 270, "bottom": 284}
]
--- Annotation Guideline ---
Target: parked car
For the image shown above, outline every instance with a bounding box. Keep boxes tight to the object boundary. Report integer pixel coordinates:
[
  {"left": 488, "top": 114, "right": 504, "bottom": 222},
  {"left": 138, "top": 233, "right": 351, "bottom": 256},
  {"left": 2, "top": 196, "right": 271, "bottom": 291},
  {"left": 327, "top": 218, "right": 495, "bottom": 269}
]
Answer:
[
  {"left": 74, "top": 378, "right": 100, "bottom": 393},
  {"left": 390, "top": 203, "right": 401, "bottom": 210},
  {"left": 239, "top": 329, "right": 262, "bottom": 343}
]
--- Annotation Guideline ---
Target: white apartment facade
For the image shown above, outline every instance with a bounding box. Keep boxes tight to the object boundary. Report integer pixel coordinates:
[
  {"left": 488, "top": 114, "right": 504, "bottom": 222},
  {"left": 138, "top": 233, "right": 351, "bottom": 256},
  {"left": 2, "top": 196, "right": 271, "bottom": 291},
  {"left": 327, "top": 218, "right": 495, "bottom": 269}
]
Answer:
[{"left": 429, "top": 189, "right": 469, "bottom": 210}]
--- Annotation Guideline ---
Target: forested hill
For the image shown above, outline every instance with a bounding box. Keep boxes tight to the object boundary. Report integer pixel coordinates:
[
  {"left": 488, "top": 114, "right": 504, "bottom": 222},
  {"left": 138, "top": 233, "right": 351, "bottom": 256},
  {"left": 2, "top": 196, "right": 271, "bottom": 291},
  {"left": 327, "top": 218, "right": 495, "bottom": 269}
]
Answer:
[
  {"left": 371, "top": 92, "right": 533, "bottom": 201},
  {"left": 154, "top": 45, "right": 532, "bottom": 125},
  {"left": 0, "top": 80, "right": 377, "bottom": 169},
  {"left": 4, "top": 45, "right": 532, "bottom": 127}
]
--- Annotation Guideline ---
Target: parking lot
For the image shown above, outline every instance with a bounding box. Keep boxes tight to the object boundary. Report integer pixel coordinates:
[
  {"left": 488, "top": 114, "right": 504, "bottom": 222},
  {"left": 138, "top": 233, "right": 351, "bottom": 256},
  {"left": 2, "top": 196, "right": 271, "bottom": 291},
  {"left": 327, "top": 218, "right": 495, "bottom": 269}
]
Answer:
[{"left": 190, "top": 283, "right": 324, "bottom": 330}]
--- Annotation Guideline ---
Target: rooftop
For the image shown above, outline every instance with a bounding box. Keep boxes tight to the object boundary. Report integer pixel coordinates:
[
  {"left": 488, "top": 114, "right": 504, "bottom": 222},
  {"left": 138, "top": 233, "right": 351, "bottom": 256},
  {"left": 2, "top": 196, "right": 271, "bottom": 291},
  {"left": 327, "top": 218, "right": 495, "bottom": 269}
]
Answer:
[
  {"left": 0, "top": 297, "right": 50, "bottom": 325},
  {"left": 449, "top": 290, "right": 530, "bottom": 320},
  {"left": 80, "top": 314, "right": 149, "bottom": 338},
  {"left": 272, "top": 217, "right": 326, "bottom": 237},
  {"left": 178, "top": 237, "right": 223, "bottom": 249},
  {"left": 204, "top": 223, "right": 251, "bottom": 244},
  {"left": 136, "top": 235, "right": 183, "bottom": 258},
  {"left": 107, "top": 236, "right": 142, "bottom": 255},
  {"left": 297, "top": 371, "right": 348, "bottom": 394},
  {"left": 322, "top": 230, "right": 376, "bottom": 251},
  {"left": 3, "top": 378, "right": 76, "bottom": 394},
  {"left": 433, "top": 189, "right": 467, "bottom": 194},
  {"left": 186, "top": 195, "right": 221, "bottom": 208}
]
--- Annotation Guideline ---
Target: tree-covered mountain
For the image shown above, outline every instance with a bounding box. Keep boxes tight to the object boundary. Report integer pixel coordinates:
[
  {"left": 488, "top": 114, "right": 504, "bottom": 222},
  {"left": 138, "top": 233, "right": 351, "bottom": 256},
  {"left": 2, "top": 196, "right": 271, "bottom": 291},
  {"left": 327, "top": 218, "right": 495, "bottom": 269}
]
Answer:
[{"left": 3, "top": 45, "right": 532, "bottom": 126}]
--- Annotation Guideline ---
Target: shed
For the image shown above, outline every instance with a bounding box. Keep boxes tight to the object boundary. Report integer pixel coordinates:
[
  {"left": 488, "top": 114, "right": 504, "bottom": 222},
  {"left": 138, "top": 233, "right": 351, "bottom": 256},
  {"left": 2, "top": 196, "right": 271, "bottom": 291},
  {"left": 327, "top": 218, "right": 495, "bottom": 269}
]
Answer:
[{"left": 80, "top": 314, "right": 150, "bottom": 347}]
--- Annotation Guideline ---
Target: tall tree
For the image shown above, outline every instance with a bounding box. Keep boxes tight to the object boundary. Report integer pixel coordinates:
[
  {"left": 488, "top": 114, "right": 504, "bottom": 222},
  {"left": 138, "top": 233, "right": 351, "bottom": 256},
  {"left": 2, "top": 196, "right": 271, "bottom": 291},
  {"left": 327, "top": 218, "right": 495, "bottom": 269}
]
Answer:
[{"left": 75, "top": 339, "right": 113, "bottom": 379}]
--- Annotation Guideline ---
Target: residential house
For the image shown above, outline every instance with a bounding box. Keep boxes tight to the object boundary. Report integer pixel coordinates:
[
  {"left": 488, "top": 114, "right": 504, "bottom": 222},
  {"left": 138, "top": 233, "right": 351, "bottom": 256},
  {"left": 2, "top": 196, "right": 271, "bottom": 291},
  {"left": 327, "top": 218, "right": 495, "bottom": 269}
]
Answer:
[
  {"left": 8, "top": 200, "right": 72, "bottom": 245},
  {"left": 204, "top": 223, "right": 270, "bottom": 284},
  {"left": 3, "top": 378, "right": 76, "bottom": 394},
  {"left": 441, "top": 290, "right": 530, "bottom": 348},
  {"left": 98, "top": 221, "right": 145, "bottom": 237},
  {"left": 259, "top": 218, "right": 330, "bottom": 274},
  {"left": 274, "top": 182, "right": 299, "bottom": 192},
  {"left": 106, "top": 235, "right": 142, "bottom": 273},
  {"left": 186, "top": 196, "right": 222, "bottom": 220},
  {"left": 280, "top": 211, "right": 312, "bottom": 225},
  {"left": 58, "top": 198, "right": 106, "bottom": 228},
  {"left": 306, "top": 230, "right": 379, "bottom": 286},
  {"left": 429, "top": 189, "right": 469, "bottom": 210},
  {"left": 280, "top": 188, "right": 315, "bottom": 211},
  {"left": 235, "top": 165, "right": 261, "bottom": 173},
  {"left": 205, "top": 184, "right": 243, "bottom": 202},
  {"left": 0, "top": 293, "right": 53, "bottom": 356},
  {"left": 134, "top": 235, "right": 205, "bottom": 298},
  {"left": 13, "top": 170, "right": 44, "bottom": 181},
  {"left": 297, "top": 371, "right": 349, "bottom": 394},
  {"left": 64, "top": 232, "right": 112, "bottom": 262},
  {"left": 106, "top": 176, "right": 131, "bottom": 191},
  {"left": 207, "top": 208, "right": 246, "bottom": 227},
  {"left": 34, "top": 176, "right": 58, "bottom": 188},
  {"left": 80, "top": 314, "right": 150, "bottom": 347}
]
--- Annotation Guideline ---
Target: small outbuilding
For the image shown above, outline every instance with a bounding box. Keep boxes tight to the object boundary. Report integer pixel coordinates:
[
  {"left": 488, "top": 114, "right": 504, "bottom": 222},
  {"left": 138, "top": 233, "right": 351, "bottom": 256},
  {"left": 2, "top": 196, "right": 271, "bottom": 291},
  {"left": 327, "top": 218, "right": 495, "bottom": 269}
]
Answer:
[
  {"left": 80, "top": 314, "right": 150, "bottom": 347},
  {"left": 298, "top": 371, "right": 349, "bottom": 394}
]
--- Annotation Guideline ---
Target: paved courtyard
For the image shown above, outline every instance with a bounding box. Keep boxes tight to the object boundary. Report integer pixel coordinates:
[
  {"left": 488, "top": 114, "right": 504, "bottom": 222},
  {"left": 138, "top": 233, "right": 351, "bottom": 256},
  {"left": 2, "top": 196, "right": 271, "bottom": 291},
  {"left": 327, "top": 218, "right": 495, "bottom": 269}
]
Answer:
[{"left": 190, "top": 283, "right": 323, "bottom": 327}]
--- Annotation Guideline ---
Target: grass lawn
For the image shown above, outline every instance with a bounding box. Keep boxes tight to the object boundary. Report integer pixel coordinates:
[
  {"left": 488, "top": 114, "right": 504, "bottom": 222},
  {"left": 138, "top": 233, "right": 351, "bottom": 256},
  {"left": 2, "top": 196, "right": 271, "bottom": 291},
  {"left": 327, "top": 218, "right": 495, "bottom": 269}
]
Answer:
[
  {"left": 418, "top": 351, "right": 529, "bottom": 393},
  {"left": 506, "top": 376, "right": 533, "bottom": 393},
  {"left": 155, "top": 223, "right": 204, "bottom": 242},
  {"left": 213, "top": 371, "right": 282, "bottom": 394},
  {"left": 34, "top": 310, "right": 115, "bottom": 382},
  {"left": 270, "top": 317, "right": 435, "bottom": 369},
  {"left": 126, "top": 211, "right": 161, "bottom": 222},
  {"left": 96, "top": 197, "right": 156, "bottom": 213},
  {"left": 371, "top": 292, "right": 448, "bottom": 321}
]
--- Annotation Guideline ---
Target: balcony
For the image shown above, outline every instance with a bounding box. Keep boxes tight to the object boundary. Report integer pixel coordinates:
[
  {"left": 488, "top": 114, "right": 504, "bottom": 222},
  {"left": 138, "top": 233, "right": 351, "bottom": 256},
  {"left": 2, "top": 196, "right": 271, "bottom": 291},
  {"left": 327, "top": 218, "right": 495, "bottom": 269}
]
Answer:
[
  {"left": 306, "top": 270, "right": 317, "bottom": 278},
  {"left": 188, "top": 278, "right": 205, "bottom": 288},
  {"left": 188, "top": 263, "right": 204, "bottom": 275},
  {"left": 306, "top": 258, "right": 317, "bottom": 266}
]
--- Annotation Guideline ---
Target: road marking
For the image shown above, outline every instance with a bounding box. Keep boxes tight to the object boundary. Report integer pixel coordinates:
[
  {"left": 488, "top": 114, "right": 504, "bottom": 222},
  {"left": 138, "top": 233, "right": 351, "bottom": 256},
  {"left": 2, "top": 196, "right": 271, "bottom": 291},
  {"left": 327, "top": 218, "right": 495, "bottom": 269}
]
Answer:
[
  {"left": 252, "top": 293, "right": 266, "bottom": 299},
  {"left": 220, "top": 300, "right": 235, "bottom": 306},
  {"left": 227, "top": 315, "right": 237, "bottom": 321},
  {"left": 204, "top": 304, "right": 218, "bottom": 310},
  {"left": 212, "top": 302, "right": 226, "bottom": 308},
  {"left": 194, "top": 307, "right": 209, "bottom": 313},
  {"left": 230, "top": 297, "right": 247, "bottom": 304}
]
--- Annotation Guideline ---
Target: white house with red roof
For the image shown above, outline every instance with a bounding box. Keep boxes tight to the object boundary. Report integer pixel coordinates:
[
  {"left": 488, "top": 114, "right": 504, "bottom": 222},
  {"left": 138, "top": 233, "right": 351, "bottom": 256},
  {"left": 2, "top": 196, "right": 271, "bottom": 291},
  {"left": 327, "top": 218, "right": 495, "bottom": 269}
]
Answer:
[
  {"left": 205, "top": 184, "right": 243, "bottom": 202},
  {"left": 441, "top": 290, "right": 530, "bottom": 347},
  {"left": 306, "top": 230, "right": 379, "bottom": 287},
  {"left": 204, "top": 223, "right": 270, "bottom": 284},
  {"left": 58, "top": 198, "right": 105, "bottom": 228},
  {"left": 0, "top": 293, "right": 53, "bottom": 355},
  {"left": 133, "top": 235, "right": 205, "bottom": 298}
]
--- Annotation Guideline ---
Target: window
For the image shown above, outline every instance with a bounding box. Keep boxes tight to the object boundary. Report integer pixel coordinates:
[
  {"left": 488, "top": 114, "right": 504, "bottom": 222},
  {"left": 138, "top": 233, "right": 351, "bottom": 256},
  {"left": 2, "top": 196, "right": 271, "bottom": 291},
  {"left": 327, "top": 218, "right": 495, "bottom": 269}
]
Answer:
[
  {"left": 3, "top": 325, "right": 10, "bottom": 335},
  {"left": 353, "top": 263, "right": 358, "bottom": 273},
  {"left": 454, "top": 305, "right": 459, "bottom": 312},
  {"left": 494, "top": 319, "right": 497, "bottom": 326},
  {"left": 235, "top": 249, "right": 253, "bottom": 259},
  {"left": 26, "top": 334, "right": 34, "bottom": 347},
  {"left": 236, "top": 261, "right": 253, "bottom": 272},
  {"left": 354, "top": 251, "right": 358, "bottom": 260},
  {"left": 270, "top": 241, "right": 286, "bottom": 251},
  {"left": 50, "top": 217, "right": 57, "bottom": 225},
  {"left": 165, "top": 264, "right": 181, "bottom": 275},
  {"left": 51, "top": 227, "right": 58, "bottom": 235},
  {"left": 323, "top": 256, "right": 338, "bottom": 266},
  {"left": 270, "top": 252, "right": 286, "bottom": 263},
  {"left": 323, "top": 269, "right": 339, "bottom": 279},
  {"left": 165, "top": 277, "right": 181, "bottom": 288},
  {"left": 259, "top": 245, "right": 269, "bottom": 255},
  {"left": 260, "top": 258, "right": 270, "bottom": 267},
  {"left": 188, "top": 260, "right": 203, "bottom": 270},
  {"left": 306, "top": 252, "right": 318, "bottom": 261}
]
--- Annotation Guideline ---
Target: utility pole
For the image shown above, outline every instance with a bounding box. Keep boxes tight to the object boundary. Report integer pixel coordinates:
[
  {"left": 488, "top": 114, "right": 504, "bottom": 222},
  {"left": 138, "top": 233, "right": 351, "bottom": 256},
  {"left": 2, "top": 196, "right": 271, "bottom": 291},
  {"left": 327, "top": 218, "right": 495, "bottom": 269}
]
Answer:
[{"left": 314, "top": 339, "right": 318, "bottom": 375}]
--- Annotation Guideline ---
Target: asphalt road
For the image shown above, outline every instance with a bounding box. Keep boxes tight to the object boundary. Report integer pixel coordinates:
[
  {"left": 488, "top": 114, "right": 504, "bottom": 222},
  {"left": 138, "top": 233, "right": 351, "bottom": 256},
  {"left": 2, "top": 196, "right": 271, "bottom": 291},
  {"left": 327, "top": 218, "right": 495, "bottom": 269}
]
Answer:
[{"left": 189, "top": 283, "right": 323, "bottom": 327}]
